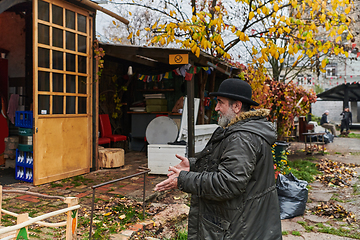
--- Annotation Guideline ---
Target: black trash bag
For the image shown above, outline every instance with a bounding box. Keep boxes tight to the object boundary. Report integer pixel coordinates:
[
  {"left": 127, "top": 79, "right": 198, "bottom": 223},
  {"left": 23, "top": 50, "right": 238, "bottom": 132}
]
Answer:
[{"left": 276, "top": 173, "right": 308, "bottom": 220}]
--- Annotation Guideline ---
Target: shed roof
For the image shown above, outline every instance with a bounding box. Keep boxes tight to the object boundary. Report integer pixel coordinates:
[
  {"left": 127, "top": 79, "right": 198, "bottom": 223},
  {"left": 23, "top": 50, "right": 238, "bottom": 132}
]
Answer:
[
  {"left": 317, "top": 82, "right": 360, "bottom": 101},
  {"left": 100, "top": 43, "right": 239, "bottom": 76}
]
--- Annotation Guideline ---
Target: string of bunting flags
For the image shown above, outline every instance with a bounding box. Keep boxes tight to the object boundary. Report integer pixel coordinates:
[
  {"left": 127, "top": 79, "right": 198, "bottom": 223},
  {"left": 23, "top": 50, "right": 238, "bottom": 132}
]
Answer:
[
  {"left": 288, "top": 75, "right": 360, "bottom": 86},
  {"left": 327, "top": 75, "right": 360, "bottom": 86},
  {"left": 137, "top": 64, "right": 214, "bottom": 82}
]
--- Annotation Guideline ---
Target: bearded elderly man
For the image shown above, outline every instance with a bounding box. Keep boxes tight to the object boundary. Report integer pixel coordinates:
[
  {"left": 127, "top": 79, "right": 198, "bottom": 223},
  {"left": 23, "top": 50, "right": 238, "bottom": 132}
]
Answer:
[{"left": 155, "top": 78, "right": 282, "bottom": 240}]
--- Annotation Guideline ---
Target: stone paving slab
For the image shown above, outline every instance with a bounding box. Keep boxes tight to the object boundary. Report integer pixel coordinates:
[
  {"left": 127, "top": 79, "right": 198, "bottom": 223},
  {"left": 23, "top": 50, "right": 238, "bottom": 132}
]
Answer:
[
  {"left": 281, "top": 220, "right": 305, "bottom": 232},
  {"left": 308, "top": 190, "right": 335, "bottom": 202},
  {"left": 303, "top": 214, "right": 329, "bottom": 223},
  {"left": 284, "top": 232, "right": 355, "bottom": 240}
]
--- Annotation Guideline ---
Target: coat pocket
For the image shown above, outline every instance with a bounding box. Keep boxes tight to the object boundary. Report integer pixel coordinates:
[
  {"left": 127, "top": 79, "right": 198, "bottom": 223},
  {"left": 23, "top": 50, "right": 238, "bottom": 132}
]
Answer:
[{"left": 200, "top": 214, "right": 230, "bottom": 240}]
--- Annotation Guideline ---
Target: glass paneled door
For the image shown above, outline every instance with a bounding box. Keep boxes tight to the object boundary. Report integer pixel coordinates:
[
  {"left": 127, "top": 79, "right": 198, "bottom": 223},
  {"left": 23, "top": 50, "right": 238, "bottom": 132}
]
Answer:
[{"left": 33, "top": 0, "right": 93, "bottom": 185}]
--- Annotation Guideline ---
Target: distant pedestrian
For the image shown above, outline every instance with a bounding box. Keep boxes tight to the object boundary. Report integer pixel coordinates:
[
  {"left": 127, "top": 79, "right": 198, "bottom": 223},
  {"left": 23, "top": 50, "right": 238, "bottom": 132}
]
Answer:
[
  {"left": 340, "top": 107, "right": 352, "bottom": 136},
  {"left": 320, "top": 110, "right": 337, "bottom": 137}
]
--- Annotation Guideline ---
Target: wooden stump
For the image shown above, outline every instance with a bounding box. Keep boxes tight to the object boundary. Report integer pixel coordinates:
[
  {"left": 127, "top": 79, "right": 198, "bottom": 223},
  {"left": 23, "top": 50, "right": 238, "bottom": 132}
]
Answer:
[{"left": 98, "top": 148, "right": 125, "bottom": 168}]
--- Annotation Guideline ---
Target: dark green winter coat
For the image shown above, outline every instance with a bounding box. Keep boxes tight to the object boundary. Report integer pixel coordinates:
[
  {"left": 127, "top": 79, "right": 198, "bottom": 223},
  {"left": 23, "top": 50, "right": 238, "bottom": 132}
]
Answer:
[{"left": 178, "top": 109, "right": 282, "bottom": 240}]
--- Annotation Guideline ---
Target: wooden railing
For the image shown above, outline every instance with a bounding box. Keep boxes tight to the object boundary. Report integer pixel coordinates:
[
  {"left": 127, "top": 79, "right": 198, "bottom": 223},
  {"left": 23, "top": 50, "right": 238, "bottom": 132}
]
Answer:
[{"left": 0, "top": 186, "right": 80, "bottom": 239}]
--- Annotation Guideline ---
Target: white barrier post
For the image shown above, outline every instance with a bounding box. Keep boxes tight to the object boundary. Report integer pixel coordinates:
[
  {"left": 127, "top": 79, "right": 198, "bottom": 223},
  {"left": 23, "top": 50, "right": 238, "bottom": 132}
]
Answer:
[
  {"left": 16, "top": 213, "right": 29, "bottom": 239},
  {"left": 65, "top": 197, "right": 78, "bottom": 240}
]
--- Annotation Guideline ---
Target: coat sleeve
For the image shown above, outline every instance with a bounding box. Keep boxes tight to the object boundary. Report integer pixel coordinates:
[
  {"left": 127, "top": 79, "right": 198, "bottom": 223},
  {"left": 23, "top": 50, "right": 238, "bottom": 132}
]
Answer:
[
  {"left": 177, "top": 133, "right": 258, "bottom": 201},
  {"left": 350, "top": 112, "right": 352, "bottom": 124}
]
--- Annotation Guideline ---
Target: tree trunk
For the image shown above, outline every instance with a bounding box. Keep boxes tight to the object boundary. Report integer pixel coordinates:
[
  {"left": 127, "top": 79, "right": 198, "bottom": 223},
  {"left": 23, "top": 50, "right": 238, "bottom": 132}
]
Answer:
[{"left": 98, "top": 148, "right": 125, "bottom": 168}]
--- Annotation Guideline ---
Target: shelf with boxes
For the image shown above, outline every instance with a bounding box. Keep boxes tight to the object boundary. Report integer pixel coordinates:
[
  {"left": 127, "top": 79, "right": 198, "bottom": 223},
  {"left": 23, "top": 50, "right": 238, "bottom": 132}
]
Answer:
[
  {"left": 15, "top": 111, "right": 33, "bottom": 183},
  {"left": 145, "top": 97, "right": 168, "bottom": 112}
]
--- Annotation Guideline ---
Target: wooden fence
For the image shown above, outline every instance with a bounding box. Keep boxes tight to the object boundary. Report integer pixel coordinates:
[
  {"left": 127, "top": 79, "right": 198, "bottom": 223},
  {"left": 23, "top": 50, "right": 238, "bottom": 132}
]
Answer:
[{"left": 0, "top": 186, "right": 80, "bottom": 239}]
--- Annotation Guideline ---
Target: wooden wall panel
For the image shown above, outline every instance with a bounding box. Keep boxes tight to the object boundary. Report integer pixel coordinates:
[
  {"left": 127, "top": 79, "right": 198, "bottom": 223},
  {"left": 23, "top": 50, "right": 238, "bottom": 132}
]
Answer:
[{"left": 33, "top": 117, "right": 90, "bottom": 185}]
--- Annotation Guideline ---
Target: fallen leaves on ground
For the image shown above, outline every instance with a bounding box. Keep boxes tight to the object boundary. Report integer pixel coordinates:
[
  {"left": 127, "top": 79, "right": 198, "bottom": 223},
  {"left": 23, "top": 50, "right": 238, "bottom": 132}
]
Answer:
[
  {"left": 312, "top": 200, "right": 356, "bottom": 223},
  {"left": 316, "top": 159, "right": 358, "bottom": 187}
]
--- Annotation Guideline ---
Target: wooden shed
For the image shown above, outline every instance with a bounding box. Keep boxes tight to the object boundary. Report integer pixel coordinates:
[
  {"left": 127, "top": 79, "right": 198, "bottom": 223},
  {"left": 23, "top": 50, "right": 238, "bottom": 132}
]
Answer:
[
  {"left": 0, "top": 0, "right": 127, "bottom": 185},
  {"left": 98, "top": 44, "right": 240, "bottom": 155}
]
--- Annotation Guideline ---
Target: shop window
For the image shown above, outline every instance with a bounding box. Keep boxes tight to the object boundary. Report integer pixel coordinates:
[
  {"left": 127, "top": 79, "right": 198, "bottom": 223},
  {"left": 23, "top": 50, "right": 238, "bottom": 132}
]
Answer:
[
  {"left": 66, "top": 96, "right": 76, "bottom": 114},
  {"left": 78, "top": 14, "right": 87, "bottom": 33},
  {"left": 38, "top": 24, "right": 49, "bottom": 45},
  {"left": 38, "top": 95, "right": 50, "bottom": 115},
  {"left": 66, "top": 31, "right": 76, "bottom": 50},
  {"left": 35, "top": 0, "right": 91, "bottom": 116},
  {"left": 78, "top": 35, "right": 87, "bottom": 53},
  {"left": 38, "top": 71, "right": 50, "bottom": 91},
  {"left": 78, "top": 76, "right": 87, "bottom": 94},
  {"left": 53, "top": 28, "right": 63, "bottom": 48},
  {"left": 78, "top": 97, "right": 87, "bottom": 114},
  {"left": 66, "top": 53, "right": 76, "bottom": 72},
  {"left": 297, "top": 74, "right": 304, "bottom": 85},
  {"left": 78, "top": 56, "right": 87, "bottom": 73},
  {"left": 53, "top": 73, "right": 64, "bottom": 92},
  {"left": 53, "top": 50, "right": 64, "bottom": 70},
  {"left": 53, "top": 96, "right": 64, "bottom": 114},
  {"left": 65, "top": 9, "right": 75, "bottom": 29},
  {"left": 52, "top": 5, "right": 63, "bottom": 26},
  {"left": 325, "top": 63, "right": 337, "bottom": 78},
  {"left": 38, "top": 48, "right": 50, "bottom": 68},
  {"left": 38, "top": 0, "right": 49, "bottom": 22},
  {"left": 66, "top": 75, "right": 76, "bottom": 93},
  {"left": 307, "top": 75, "right": 312, "bottom": 85}
]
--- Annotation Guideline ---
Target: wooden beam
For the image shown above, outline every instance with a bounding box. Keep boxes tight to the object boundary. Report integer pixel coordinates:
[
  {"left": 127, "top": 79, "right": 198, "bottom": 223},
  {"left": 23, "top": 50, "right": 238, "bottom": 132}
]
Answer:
[
  {"left": 102, "top": 46, "right": 158, "bottom": 67},
  {"left": 100, "top": 44, "right": 239, "bottom": 76},
  {"left": 75, "top": 0, "right": 129, "bottom": 25}
]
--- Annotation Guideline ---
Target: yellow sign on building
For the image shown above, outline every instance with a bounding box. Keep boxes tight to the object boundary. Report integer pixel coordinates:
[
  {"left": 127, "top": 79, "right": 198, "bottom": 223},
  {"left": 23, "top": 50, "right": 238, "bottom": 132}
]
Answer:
[{"left": 169, "top": 54, "right": 189, "bottom": 65}]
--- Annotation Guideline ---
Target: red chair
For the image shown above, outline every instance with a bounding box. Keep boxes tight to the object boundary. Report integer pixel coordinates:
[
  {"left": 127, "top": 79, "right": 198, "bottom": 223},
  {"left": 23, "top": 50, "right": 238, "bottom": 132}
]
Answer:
[
  {"left": 98, "top": 137, "right": 111, "bottom": 147},
  {"left": 99, "top": 114, "right": 127, "bottom": 146}
]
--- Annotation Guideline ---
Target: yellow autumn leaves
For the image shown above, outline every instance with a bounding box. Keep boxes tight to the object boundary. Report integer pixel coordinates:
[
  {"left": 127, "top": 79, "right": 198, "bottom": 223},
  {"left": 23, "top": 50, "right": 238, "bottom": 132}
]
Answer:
[
  {"left": 128, "top": 0, "right": 354, "bottom": 67},
  {"left": 142, "top": 7, "right": 227, "bottom": 58}
]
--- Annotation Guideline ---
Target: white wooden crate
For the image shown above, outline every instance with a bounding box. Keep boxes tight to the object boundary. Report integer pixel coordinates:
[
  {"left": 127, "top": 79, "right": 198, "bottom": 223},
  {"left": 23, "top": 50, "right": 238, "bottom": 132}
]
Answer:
[
  {"left": 193, "top": 124, "right": 218, "bottom": 153},
  {"left": 148, "top": 145, "right": 186, "bottom": 175},
  {"left": 147, "top": 124, "right": 218, "bottom": 175}
]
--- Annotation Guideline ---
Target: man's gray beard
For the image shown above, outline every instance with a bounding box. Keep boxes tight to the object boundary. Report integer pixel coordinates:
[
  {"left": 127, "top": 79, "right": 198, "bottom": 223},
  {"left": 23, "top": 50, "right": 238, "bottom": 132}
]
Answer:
[{"left": 218, "top": 107, "right": 236, "bottom": 128}]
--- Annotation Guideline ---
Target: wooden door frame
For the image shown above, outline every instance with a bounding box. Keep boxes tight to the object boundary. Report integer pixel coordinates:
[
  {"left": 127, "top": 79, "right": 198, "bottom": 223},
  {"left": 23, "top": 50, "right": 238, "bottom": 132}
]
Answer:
[{"left": 33, "top": 0, "right": 94, "bottom": 185}]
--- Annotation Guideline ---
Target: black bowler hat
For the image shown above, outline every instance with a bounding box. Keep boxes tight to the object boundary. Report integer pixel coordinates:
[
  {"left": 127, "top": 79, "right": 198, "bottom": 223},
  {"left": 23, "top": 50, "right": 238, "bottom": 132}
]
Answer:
[{"left": 210, "top": 78, "right": 259, "bottom": 106}]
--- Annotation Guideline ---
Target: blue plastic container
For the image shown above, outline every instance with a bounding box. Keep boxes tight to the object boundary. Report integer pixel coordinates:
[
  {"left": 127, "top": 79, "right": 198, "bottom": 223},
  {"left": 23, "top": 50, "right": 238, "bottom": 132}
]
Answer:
[
  {"left": 15, "top": 149, "right": 33, "bottom": 168},
  {"left": 15, "top": 111, "right": 33, "bottom": 128},
  {"left": 15, "top": 165, "right": 33, "bottom": 183}
]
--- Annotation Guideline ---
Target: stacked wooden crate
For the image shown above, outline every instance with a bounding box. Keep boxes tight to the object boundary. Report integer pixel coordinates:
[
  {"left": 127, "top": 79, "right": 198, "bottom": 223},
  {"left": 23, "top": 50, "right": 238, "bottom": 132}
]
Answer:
[{"left": 144, "top": 94, "right": 167, "bottom": 112}]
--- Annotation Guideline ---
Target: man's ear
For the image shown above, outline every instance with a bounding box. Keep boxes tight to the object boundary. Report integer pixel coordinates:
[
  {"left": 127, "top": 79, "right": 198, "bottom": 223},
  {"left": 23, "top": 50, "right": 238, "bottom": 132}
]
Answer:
[{"left": 232, "top": 101, "right": 242, "bottom": 114}]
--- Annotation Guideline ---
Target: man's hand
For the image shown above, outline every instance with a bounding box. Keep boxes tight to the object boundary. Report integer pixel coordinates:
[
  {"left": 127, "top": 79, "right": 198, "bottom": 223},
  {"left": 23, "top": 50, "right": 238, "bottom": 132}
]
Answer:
[
  {"left": 154, "top": 155, "right": 190, "bottom": 192},
  {"left": 154, "top": 166, "right": 181, "bottom": 191},
  {"left": 168, "top": 154, "right": 190, "bottom": 177}
]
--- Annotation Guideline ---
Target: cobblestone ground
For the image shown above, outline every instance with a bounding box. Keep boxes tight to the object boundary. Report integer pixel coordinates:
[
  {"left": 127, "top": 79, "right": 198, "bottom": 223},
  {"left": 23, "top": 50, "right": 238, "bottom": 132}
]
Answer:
[
  {"left": 1, "top": 131, "right": 360, "bottom": 239},
  {"left": 282, "top": 131, "right": 360, "bottom": 240},
  {"left": 0, "top": 151, "right": 168, "bottom": 239}
]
